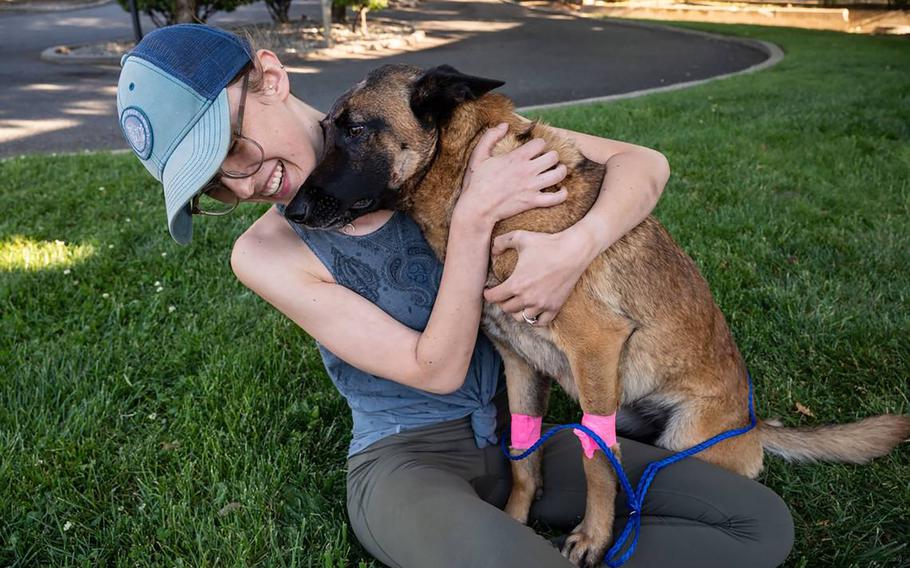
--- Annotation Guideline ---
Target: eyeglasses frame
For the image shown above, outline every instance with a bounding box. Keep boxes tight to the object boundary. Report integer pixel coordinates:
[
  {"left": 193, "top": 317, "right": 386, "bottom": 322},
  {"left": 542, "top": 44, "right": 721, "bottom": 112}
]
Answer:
[{"left": 190, "top": 69, "right": 265, "bottom": 217}]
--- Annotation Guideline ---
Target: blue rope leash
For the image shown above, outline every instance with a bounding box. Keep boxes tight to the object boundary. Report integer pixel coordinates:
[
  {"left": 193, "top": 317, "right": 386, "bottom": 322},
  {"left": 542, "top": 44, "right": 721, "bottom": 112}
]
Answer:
[{"left": 500, "top": 372, "right": 757, "bottom": 567}]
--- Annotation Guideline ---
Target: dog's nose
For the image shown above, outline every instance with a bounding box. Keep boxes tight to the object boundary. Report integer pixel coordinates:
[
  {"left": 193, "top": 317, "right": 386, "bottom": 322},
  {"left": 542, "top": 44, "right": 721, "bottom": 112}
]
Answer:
[{"left": 285, "top": 193, "right": 312, "bottom": 225}]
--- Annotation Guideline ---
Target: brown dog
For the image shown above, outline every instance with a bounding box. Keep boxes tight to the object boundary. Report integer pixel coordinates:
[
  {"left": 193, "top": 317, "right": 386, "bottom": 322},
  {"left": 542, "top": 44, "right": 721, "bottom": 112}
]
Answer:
[{"left": 285, "top": 64, "right": 910, "bottom": 566}]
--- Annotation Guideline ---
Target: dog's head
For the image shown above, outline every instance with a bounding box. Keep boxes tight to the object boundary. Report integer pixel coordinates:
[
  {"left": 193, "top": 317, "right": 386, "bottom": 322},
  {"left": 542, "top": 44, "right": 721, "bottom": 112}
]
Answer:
[{"left": 284, "top": 64, "right": 504, "bottom": 229}]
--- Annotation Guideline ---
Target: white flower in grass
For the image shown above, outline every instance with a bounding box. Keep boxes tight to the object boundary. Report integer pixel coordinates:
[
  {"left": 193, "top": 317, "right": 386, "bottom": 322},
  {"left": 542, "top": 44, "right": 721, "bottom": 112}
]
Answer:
[
  {"left": 108, "top": 245, "right": 114, "bottom": 249},
  {"left": 126, "top": 218, "right": 131, "bottom": 223},
  {"left": 102, "top": 293, "right": 110, "bottom": 299},
  {"left": 161, "top": 252, "right": 167, "bottom": 257},
  {"left": 98, "top": 186, "right": 105, "bottom": 191},
  {"left": 63, "top": 269, "right": 71, "bottom": 275},
  {"left": 156, "top": 287, "right": 163, "bottom": 293},
  {"left": 154, "top": 281, "right": 161, "bottom": 286},
  {"left": 148, "top": 413, "right": 157, "bottom": 420},
  {"left": 63, "top": 521, "right": 73, "bottom": 531},
  {"left": 168, "top": 305, "right": 176, "bottom": 313}
]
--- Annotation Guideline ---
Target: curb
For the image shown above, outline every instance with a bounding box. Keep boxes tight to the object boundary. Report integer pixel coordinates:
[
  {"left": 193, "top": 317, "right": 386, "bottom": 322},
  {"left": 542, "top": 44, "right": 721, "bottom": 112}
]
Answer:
[
  {"left": 0, "top": 0, "right": 111, "bottom": 12},
  {"left": 40, "top": 27, "right": 427, "bottom": 66},
  {"left": 41, "top": 43, "right": 124, "bottom": 66},
  {"left": 501, "top": 0, "right": 784, "bottom": 112},
  {"left": 0, "top": 148, "right": 131, "bottom": 163}
]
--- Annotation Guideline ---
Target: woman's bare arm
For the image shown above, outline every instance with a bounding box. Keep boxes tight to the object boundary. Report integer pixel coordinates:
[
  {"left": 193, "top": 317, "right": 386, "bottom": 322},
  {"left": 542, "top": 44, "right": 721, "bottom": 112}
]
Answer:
[
  {"left": 232, "top": 125, "right": 567, "bottom": 394},
  {"left": 230, "top": 210, "right": 487, "bottom": 395}
]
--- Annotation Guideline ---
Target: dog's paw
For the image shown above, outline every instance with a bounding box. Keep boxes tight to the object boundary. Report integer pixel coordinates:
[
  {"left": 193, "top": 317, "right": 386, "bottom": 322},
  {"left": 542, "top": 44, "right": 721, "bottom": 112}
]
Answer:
[{"left": 561, "top": 525, "right": 611, "bottom": 568}]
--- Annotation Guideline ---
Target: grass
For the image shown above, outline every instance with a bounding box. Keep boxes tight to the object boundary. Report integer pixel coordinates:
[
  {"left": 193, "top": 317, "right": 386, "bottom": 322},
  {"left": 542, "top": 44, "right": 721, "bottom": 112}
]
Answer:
[{"left": 1, "top": 21, "right": 909, "bottom": 568}]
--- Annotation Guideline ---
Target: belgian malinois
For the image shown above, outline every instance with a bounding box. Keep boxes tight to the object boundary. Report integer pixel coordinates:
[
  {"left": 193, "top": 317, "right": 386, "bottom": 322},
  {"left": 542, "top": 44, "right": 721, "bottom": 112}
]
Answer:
[{"left": 285, "top": 64, "right": 910, "bottom": 566}]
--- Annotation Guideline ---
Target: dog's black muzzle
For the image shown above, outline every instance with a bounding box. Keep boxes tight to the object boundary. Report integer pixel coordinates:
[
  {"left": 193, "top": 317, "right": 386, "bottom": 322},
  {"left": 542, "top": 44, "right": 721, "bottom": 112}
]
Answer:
[{"left": 285, "top": 185, "right": 345, "bottom": 229}]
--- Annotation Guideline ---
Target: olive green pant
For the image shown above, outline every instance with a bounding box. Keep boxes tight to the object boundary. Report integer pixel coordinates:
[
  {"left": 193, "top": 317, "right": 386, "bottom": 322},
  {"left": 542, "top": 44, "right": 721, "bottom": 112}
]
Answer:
[{"left": 346, "top": 412, "right": 794, "bottom": 568}]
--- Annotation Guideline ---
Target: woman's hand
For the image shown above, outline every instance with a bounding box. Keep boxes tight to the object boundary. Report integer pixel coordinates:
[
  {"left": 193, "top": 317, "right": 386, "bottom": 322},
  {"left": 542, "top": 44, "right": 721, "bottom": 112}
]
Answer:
[
  {"left": 482, "top": 125, "right": 671, "bottom": 327},
  {"left": 455, "top": 123, "right": 568, "bottom": 226},
  {"left": 483, "top": 228, "right": 596, "bottom": 326}
]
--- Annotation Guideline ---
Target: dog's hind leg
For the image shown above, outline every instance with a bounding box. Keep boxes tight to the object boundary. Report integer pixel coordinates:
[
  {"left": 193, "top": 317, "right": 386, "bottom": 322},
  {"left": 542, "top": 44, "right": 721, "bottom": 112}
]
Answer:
[
  {"left": 550, "top": 297, "right": 633, "bottom": 568},
  {"left": 495, "top": 339, "right": 552, "bottom": 525},
  {"left": 658, "top": 381, "right": 764, "bottom": 479}
]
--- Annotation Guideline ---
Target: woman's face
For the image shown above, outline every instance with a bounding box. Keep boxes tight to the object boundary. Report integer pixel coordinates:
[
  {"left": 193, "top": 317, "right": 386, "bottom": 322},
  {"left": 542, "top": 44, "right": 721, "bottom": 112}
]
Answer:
[{"left": 207, "top": 51, "right": 323, "bottom": 207}]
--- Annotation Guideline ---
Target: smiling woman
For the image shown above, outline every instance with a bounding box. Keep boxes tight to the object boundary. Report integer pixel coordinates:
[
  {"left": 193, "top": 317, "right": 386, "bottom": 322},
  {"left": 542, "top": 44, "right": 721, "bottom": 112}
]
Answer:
[
  {"left": 110, "top": 22, "right": 795, "bottom": 568},
  {"left": 0, "top": 235, "right": 94, "bottom": 271}
]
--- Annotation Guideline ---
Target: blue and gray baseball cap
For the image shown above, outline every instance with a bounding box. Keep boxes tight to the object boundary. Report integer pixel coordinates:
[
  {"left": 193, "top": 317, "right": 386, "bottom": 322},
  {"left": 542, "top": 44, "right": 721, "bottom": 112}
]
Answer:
[{"left": 117, "top": 24, "right": 254, "bottom": 245}]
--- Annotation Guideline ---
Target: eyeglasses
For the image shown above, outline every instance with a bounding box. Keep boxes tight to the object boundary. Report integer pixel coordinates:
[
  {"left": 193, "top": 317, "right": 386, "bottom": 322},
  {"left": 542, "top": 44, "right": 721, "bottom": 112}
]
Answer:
[{"left": 191, "top": 70, "right": 264, "bottom": 217}]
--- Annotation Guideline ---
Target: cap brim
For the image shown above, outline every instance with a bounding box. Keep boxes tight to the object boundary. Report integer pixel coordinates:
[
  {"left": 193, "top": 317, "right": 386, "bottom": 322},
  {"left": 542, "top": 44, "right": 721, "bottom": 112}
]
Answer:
[{"left": 161, "top": 89, "right": 232, "bottom": 245}]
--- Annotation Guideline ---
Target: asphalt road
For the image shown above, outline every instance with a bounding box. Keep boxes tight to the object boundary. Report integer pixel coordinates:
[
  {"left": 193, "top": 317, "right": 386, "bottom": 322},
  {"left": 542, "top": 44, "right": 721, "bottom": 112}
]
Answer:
[{"left": 0, "top": 0, "right": 768, "bottom": 157}]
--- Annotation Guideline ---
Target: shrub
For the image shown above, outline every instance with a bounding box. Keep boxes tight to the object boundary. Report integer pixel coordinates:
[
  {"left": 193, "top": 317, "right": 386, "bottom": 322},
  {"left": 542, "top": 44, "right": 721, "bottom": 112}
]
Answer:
[
  {"left": 333, "top": 0, "right": 388, "bottom": 35},
  {"left": 263, "top": 0, "right": 293, "bottom": 24},
  {"left": 117, "top": 0, "right": 253, "bottom": 26}
]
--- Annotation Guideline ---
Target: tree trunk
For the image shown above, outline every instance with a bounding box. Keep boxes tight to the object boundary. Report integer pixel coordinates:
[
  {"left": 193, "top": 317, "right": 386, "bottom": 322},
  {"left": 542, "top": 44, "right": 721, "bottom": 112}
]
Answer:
[
  {"left": 277, "top": 0, "right": 291, "bottom": 23},
  {"left": 174, "top": 0, "right": 195, "bottom": 23},
  {"left": 331, "top": 2, "right": 346, "bottom": 23},
  {"left": 359, "top": 6, "right": 369, "bottom": 36}
]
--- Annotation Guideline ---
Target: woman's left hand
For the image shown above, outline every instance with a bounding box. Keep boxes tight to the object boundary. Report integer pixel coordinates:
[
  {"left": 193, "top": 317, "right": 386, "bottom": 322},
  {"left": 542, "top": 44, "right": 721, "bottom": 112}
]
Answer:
[{"left": 483, "top": 228, "right": 596, "bottom": 326}]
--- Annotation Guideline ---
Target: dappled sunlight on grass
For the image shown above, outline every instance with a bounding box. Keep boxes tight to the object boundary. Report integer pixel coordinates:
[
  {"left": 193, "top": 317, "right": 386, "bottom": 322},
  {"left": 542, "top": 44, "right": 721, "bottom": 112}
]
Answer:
[{"left": 0, "top": 235, "right": 95, "bottom": 271}]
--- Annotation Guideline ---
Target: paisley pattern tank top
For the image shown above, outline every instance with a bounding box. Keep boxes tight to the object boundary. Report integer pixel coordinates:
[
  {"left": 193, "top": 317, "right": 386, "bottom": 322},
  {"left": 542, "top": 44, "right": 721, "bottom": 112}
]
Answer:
[{"left": 275, "top": 205, "right": 504, "bottom": 456}]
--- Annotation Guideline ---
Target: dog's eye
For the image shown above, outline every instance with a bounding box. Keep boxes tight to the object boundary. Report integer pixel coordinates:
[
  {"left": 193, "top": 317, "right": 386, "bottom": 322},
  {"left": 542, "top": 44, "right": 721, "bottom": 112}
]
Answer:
[
  {"left": 347, "top": 125, "right": 365, "bottom": 138},
  {"left": 351, "top": 198, "right": 373, "bottom": 210}
]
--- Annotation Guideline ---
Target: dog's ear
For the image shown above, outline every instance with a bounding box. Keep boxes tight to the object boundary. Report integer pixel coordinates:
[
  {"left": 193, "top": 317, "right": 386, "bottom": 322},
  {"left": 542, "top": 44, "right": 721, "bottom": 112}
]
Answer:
[{"left": 410, "top": 65, "right": 505, "bottom": 127}]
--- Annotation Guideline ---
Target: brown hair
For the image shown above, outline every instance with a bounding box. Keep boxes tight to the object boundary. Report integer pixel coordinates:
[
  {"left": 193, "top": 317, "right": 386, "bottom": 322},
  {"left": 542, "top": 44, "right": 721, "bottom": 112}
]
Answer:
[{"left": 229, "top": 29, "right": 266, "bottom": 94}]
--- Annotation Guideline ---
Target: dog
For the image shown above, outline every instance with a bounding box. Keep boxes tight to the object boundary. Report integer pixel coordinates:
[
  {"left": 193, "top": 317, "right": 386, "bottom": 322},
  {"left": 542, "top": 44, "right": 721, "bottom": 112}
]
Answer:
[{"left": 285, "top": 64, "right": 910, "bottom": 566}]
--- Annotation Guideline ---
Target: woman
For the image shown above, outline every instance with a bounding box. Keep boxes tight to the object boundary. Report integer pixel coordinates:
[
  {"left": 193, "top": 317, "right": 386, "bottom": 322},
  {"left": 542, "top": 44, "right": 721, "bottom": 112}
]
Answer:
[{"left": 116, "top": 24, "right": 794, "bottom": 567}]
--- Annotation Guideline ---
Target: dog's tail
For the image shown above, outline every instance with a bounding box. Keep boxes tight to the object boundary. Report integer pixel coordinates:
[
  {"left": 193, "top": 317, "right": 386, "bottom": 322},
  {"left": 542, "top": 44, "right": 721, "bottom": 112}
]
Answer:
[{"left": 757, "top": 414, "right": 910, "bottom": 464}]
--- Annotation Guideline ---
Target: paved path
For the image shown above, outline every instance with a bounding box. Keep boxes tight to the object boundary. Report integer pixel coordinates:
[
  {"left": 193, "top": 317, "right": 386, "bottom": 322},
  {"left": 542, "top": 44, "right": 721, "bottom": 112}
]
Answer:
[{"left": 0, "top": 0, "right": 768, "bottom": 157}]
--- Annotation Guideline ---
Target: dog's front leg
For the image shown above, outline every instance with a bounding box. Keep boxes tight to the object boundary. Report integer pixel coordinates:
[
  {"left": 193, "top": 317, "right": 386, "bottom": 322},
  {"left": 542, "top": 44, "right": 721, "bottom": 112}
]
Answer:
[
  {"left": 493, "top": 339, "right": 552, "bottom": 525},
  {"left": 552, "top": 298, "right": 632, "bottom": 568}
]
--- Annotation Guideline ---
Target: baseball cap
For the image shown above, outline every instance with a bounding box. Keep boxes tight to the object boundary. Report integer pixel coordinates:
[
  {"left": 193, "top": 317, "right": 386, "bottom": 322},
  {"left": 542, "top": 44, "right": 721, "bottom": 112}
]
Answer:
[{"left": 116, "top": 24, "right": 254, "bottom": 245}]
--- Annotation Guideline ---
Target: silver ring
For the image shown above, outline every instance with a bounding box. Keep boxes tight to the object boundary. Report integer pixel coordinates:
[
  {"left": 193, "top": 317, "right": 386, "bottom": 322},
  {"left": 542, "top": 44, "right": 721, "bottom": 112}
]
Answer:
[{"left": 521, "top": 309, "right": 539, "bottom": 325}]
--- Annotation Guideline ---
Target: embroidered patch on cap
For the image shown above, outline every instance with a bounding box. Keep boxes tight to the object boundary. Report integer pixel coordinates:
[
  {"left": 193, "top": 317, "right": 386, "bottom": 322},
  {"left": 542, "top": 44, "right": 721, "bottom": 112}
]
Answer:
[{"left": 120, "top": 106, "right": 153, "bottom": 160}]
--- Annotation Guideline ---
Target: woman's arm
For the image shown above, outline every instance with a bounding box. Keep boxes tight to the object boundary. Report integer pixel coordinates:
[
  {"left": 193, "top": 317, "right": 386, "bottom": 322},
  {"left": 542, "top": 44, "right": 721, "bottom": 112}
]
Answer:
[
  {"left": 232, "top": 125, "right": 567, "bottom": 395},
  {"left": 484, "top": 126, "right": 671, "bottom": 326}
]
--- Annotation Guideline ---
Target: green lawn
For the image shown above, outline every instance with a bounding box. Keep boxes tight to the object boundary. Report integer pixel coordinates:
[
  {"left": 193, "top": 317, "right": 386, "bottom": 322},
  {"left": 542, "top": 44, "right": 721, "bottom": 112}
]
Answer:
[{"left": 2, "top": 22, "right": 908, "bottom": 568}]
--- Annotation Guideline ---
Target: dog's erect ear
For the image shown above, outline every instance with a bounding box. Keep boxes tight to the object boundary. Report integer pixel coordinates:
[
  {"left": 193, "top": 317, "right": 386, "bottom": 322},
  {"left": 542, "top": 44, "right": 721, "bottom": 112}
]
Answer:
[{"left": 410, "top": 65, "right": 505, "bottom": 127}]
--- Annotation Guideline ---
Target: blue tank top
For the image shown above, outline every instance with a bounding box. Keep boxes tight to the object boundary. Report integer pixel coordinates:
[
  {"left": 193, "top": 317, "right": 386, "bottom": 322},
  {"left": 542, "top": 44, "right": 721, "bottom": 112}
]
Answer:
[{"left": 276, "top": 205, "right": 504, "bottom": 456}]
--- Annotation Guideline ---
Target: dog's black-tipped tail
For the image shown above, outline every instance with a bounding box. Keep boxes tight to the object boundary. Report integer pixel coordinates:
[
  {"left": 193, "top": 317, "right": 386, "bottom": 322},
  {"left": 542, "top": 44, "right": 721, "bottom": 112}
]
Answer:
[{"left": 758, "top": 414, "right": 910, "bottom": 464}]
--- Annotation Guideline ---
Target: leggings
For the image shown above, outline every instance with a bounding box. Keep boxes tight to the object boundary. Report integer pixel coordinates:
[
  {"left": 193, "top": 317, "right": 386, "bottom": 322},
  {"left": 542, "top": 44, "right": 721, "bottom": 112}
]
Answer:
[{"left": 346, "top": 410, "right": 794, "bottom": 568}]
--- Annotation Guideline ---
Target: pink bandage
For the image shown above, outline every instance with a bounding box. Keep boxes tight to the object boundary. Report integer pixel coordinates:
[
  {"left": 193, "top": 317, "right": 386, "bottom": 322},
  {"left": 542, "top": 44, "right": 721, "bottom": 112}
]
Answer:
[
  {"left": 574, "top": 413, "right": 618, "bottom": 459},
  {"left": 510, "top": 414, "right": 543, "bottom": 450}
]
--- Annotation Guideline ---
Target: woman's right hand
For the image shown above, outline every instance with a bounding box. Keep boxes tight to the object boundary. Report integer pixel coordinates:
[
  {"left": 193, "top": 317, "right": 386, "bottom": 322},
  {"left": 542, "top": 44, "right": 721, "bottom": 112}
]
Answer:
[{"left": 455, "top": 123, "right": 568, "bottom": 226}]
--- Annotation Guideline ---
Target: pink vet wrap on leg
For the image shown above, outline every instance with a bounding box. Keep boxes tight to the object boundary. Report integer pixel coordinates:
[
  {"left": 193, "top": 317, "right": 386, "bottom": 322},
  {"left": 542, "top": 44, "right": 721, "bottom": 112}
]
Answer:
[
  {"left": 510, "top": 414, "right": 543, "bottom": 450},
  {"left": 574, "top": 413, "right": 618, "bottom": 459}
]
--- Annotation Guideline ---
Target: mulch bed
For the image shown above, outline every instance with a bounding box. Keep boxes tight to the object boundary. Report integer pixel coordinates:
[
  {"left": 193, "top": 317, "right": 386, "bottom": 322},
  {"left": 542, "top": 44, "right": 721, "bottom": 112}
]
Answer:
[{"left": 55, "top": 18, "right": 419, "bottom": 60}]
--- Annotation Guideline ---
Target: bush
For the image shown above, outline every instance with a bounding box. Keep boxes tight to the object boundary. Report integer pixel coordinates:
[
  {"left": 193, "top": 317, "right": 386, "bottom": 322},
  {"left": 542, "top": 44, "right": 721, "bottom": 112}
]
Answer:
[
  {"left": 333, "top": 0, "right": 388, "bottom": 34},
  {"left": 263, "top": 0, "right": 293, "bottom": 24},
  {"left": 117, "top": 0, "right": 253, "bottom": 26}
]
